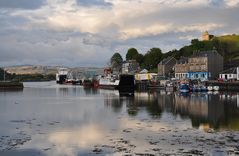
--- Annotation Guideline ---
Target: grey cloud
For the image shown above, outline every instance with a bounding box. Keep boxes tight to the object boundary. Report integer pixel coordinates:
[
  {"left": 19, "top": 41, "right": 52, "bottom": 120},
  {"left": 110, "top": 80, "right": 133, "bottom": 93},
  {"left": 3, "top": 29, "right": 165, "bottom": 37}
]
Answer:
[
  {"left": 0, "top": 0, "right": 239, "bottom": 67},
  {"left": 0, "top": 0, "right": 45, "bottom": 9},
  {"left": 76, "top": 0, "right": 112, "bottom": 7}
]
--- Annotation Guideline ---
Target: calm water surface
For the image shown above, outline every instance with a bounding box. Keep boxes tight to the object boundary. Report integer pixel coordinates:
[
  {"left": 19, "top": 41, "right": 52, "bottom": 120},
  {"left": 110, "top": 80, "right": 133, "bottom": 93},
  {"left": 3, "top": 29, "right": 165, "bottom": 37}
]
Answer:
[{"left": 0, "top": 81, "right": 239, "bottom": 156}]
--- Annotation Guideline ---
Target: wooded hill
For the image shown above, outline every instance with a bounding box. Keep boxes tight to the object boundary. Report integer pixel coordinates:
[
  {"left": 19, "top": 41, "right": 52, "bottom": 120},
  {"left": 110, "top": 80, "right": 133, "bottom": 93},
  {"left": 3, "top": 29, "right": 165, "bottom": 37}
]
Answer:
[{"left": 165, "top": 34, "right": 239, "bottom": 69}]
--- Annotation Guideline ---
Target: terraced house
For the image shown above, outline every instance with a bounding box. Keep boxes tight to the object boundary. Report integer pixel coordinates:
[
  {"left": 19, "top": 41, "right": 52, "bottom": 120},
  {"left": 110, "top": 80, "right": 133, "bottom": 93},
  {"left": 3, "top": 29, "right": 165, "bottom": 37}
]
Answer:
[
  {"left": 174, "top": 50, "right": 223, "bottom": 80},
  {"left": 158, "top": 57, "right": 176, "bottom": 78},
  {"left": 174, "top": 57, "right": 189, "bottom": 79}
]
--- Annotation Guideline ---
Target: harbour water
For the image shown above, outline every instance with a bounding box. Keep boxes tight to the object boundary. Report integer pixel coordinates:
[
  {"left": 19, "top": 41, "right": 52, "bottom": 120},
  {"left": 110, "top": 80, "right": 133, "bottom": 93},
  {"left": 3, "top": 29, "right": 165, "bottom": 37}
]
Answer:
[{"left": 0, "top": 81, "right": 239, "bottom": 156}]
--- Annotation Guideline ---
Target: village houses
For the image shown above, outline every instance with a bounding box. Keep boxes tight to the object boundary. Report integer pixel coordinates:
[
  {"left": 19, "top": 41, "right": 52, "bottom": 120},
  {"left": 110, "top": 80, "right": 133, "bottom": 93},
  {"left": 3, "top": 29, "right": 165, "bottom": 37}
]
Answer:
[
  {"left": 173, "top": 50, "right": 224, "bottom": 80},
  {"left": 158, "top": 57, "right": 176, "bottom": 78}
]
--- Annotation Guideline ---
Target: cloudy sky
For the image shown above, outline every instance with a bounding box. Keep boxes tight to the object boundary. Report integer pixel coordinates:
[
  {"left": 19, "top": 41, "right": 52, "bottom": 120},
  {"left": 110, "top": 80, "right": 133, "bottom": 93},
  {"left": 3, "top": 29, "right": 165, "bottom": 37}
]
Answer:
[{"left": 0, "top": 0, "right": 238, "bottom": 67}]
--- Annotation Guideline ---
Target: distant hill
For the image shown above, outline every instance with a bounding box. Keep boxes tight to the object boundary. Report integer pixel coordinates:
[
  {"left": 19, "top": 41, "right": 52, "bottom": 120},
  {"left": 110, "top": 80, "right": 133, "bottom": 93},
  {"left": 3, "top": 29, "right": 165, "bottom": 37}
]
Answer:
[
  {"left": 4, "top": 65, "right": 104, "bottom": 75},
  {"left": 165, "top": 34, "right": 239, "bottom": 69},
  {"left": 1, "top": 66, "right": 104, "bottom": 82}
]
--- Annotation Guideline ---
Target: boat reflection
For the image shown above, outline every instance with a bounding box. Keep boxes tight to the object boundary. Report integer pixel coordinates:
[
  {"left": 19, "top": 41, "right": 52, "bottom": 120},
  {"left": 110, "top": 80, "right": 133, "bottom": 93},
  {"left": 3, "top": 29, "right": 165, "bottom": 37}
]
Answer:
[{"left": 103, "top": 90, "right": 239, "bottom": 131}]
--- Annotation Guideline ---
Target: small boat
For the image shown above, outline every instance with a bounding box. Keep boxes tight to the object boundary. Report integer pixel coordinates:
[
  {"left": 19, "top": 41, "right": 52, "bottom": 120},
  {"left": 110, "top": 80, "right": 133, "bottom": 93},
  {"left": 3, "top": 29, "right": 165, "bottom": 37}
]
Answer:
[
  {"left": 207, "top": 86, "right": 213, "bottom": 91},
  {"left": 165, "top": 83, "right": 175, "bottom": 92},
  {"left": 213, "top": 86, "right": 220, "bottom": 91},
  {"left": 180, "top": 83, "right": 190, "bottom": 93},
  {"left": 200, "top": 86, "right": 208, "bottom": 92},
  {"left": 83, "top": 79, "right": 93, "bottom": 88},
  {"left": 192, "top": 85, "right": 200, "bottom": 92}
]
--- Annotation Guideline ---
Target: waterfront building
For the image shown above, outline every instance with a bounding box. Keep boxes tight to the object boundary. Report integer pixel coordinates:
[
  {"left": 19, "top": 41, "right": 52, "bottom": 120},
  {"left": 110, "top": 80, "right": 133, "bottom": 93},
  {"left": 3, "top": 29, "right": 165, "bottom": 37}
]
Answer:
[
  {"left": 135, "top": 69, "right": 157, "bottom": 81},
  {"left": 158, "top": 57, "right": 176, "bottom": 78},
  {"left": 174, "top": 57, "right": 189, "bottom": 79},
  {"left": 122, "top": 60, "right": 140, "bottom": 74},
  {"left": 187, "top": 50, "right": 223, "bottom": 80},
  {"left": 219, "top": 67, "right": 239, "bottom": 81}
]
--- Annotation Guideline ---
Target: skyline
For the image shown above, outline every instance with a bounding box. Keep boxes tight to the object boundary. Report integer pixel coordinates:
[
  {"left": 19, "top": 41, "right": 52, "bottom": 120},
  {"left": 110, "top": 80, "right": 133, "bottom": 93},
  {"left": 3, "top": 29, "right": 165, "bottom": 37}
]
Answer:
[{"left": 0, "top": 0, "right": 239, "bottom": 67}]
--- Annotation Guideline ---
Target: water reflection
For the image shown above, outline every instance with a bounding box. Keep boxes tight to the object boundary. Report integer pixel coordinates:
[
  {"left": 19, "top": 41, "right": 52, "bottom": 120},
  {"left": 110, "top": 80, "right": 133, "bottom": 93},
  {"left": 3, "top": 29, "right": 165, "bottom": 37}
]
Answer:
[
  {"left": 104, "top": 91, "right": 239, "bottom": 131},
  {"left": 1, "top": 82, "right": 239, "bottom": 155}
]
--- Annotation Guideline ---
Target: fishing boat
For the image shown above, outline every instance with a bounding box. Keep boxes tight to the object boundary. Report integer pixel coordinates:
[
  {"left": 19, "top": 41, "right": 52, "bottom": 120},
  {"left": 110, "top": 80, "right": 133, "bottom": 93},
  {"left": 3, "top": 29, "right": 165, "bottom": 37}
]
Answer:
[
  {"left": 207, "top": 86, "right": 213, "bottom": 91},
  {"left": 99, "top": 68, "right": 119, "bottom": 89},
  {"left": 56, "top": 68, "right": 68, "bottom": 84},
  {"left": 200, "top": 85, "right": 208, "bottom": 92},
  {"left": 165, "top": 82, "right": 176, "bottom": 92},
  {"left": 180, "top": 83, "right": 190, "bottom": 93},
  {"left": 213, "top": 86, "right": 220, "bottom": 91},
  {"left": 99, "top": 75, "right": 119, "bottom": 89},
  {"left": 83, "top": 79, "right": 93, "bottom": 88}
]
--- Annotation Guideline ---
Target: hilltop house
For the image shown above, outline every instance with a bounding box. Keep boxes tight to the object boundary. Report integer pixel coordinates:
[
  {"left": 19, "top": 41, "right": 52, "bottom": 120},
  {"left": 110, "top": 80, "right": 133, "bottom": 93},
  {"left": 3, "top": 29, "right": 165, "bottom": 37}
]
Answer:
[
  {"left": 187, "top": 50, "right": 223, "bottom": 80},
  {"left": 174, "top": 57, "right": 189, "bottom": 79},
  {"left": 202, "top": 31, "right": 214, "bottom": 41},
  {"left": 158, "top": 57, "right": 176, "bottom": 78}
]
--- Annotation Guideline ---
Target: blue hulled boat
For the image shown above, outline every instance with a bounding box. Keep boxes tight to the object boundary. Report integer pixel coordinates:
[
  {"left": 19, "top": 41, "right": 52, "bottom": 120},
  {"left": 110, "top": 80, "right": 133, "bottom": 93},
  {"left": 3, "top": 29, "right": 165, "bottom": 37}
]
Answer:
[{"left": 180, "top": 83, "right": 190, "bottom": 93}]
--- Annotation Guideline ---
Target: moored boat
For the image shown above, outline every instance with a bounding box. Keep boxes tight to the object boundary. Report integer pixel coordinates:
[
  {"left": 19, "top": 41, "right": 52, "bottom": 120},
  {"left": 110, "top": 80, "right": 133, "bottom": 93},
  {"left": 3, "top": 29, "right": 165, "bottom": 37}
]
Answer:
[
  {"left": 83, "top": 79, "right": 93, "bottom": 88},
  {"left": 207, "top": 86, "right": 213, "bottom": 91},
  {"left": 56, "top": 68, "right": 68, "bottom": 84},
  {"left": 180, "top": 83, "right": 190, "bottom": 93},
  {"left": 213, "top": 86, "right": 220, "bottom": 91},
  {"left": 98, "top": 68, "right": 119, "bottom": 89}
]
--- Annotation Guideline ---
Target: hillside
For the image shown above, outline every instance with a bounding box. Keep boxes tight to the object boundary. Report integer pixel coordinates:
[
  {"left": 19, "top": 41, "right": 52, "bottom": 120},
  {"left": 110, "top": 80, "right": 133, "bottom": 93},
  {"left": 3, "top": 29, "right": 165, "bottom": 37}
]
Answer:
[{"left": 165, "top": 34, "right": 239, "bottom": 69}]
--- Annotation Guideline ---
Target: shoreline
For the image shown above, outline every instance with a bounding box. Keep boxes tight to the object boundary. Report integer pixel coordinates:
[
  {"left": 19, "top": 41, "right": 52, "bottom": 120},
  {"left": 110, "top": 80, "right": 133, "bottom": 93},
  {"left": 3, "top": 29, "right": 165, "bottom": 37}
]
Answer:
[{"left": 0, "top": 81, "right": 24, "bottom": 89}]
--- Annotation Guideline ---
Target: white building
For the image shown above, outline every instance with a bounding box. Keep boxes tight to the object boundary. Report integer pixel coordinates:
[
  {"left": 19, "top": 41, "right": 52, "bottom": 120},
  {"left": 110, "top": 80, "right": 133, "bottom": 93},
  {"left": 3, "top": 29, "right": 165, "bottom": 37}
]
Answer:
[
  {"left": 122, "top": 60, "right": 140, "bottom": 74},
  {"left": 219, "top": 67, "right": 239, "bottom": 81}
]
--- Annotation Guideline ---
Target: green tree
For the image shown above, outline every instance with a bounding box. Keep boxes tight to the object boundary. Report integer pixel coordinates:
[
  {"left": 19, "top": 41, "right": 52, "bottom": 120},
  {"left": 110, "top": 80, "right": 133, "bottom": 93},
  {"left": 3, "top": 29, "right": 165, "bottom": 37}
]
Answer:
[
  {"left": 126, "top": 48, "right": 139, "bottom": 60},
  {"left": 143, "top": 48, "right": 163, "bottom": 70},
  {"left": 110, "top": 52, "right": 123, "bottom": 72},
  {"left": 135, "top": 53, "right": 144, "bottom": 65},
  {"left": 191, "top": 39, "right": 199, "bottom": 45}
]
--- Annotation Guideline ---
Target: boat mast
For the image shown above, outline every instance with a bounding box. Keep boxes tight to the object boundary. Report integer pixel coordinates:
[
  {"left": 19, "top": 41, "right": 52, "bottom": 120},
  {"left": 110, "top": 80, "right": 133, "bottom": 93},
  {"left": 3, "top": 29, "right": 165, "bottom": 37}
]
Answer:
[{"left": 3, "top": 68, "right": 5, "bottom": 82}]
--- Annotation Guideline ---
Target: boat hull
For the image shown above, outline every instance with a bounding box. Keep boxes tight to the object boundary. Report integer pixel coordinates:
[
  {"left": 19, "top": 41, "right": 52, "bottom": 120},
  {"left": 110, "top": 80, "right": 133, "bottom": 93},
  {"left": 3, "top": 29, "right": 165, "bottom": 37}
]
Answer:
[{"left": 99, "top": 84, "right": 118, "bottom": 89}]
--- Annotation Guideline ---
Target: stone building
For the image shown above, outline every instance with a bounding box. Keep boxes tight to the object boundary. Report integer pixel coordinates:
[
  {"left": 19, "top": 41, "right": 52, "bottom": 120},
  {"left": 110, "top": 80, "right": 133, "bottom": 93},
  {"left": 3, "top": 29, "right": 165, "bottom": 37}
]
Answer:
[
  {"left": 202, "top": 31, "right": 214, "bottom": 41},
  {"left": 174, "top": 57, "right": 190, "bottom": 79},
  {"left": 122, "top": 60, "right": 140, "bottom": 74},
  {"left": 158, "top": 57, "right": 176, "bottom": 78},
  {"left": 188, "top": 50, "right": 223, "bottom": 80}
]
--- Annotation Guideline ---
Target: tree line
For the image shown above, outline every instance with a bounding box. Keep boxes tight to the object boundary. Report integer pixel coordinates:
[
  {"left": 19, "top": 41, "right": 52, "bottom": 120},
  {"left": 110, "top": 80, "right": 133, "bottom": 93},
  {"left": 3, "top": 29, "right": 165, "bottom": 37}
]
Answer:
[
  {"left": 110, "top": 34, "right": 239, "bottom": 72},
  {"left": 111, "top": 47, "right": 163, "bottom": 72},
  {"left": 0, "top": 68, "right": 55, "bottom": 82}
]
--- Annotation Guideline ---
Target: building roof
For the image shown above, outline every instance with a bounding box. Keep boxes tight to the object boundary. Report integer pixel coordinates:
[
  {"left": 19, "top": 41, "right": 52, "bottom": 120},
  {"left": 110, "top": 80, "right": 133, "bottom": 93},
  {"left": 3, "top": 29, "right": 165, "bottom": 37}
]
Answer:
[
  {"left": 140, "top": 69, "right": 148, "bottom": 73},
  {"left": 220, "top": 67, "right": 237, "bottom": 74},
  {"left": 159, "top": 57, "right": 175, "bottom": 65},
  {"left": 176, "top": 57, "right": 188, "bottom": 64},
  {"left": 191, "top": 50, "right": 221, "bottom": 58}
]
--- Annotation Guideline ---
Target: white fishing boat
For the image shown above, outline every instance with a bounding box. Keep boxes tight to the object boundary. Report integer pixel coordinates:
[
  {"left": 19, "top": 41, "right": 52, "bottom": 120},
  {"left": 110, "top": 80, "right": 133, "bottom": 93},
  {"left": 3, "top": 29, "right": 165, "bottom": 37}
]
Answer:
[
  {"left": 99, "top": 68, "right": 119, "bottom": 89},
  {"left": 207, "top": 86, "right": 213, "bottom": 91},
  {"left": 99, "top": 75, "right": 120, "bottom": 89},
  {"left": 56, "top": 68, "right": 68, "bottom": 84},
  {"left": 213, "top": 86, "right": 220, "bottom": 91}
]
